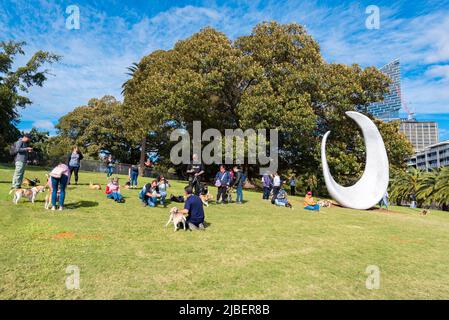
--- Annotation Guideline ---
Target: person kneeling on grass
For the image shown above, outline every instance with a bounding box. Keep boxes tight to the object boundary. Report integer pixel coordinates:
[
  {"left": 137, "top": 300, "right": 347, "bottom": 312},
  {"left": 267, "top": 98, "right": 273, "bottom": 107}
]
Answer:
[
  {"left": 139, "top": 180, "right": 160, "bottom": 207},
  {"left": 303, "top": 191, "right": 320, "bottom": 211},
  {"left": 178, "top": 186, "right": 205, "bottom": 231},
  {"left": 274, "top": 185, "right": 292, "bottom": 208},
  {"left": 106, "top": 177, "right": 125, "bottom": 203}
]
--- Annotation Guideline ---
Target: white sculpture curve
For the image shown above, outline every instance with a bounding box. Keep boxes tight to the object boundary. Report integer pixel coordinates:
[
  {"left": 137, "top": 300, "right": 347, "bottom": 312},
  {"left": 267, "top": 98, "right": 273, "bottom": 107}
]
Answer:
[{"left": 321, "top": 111, "right": 389, "bottom": 210}]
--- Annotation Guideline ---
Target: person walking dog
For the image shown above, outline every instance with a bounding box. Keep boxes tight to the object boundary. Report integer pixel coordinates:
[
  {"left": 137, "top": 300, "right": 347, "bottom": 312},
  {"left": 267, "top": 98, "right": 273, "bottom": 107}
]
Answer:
[{"left": 10, "top": 133, "right": 33, "bottom": 189}]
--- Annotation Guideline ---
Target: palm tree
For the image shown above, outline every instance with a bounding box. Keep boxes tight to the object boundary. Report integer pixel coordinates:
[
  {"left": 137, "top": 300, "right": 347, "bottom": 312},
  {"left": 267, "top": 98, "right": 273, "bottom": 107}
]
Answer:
[
  {"left": 121, "top": 62, "right": 139, "bottom": 95},
  {"left": 434, "top": 167, "right": 449, "bottom": 208},
  {"left": 416, "top": 169, "right": 439, "bottom": 206},
  {"left": 389, "top": 168, "right": 422, "bottom": 206}
]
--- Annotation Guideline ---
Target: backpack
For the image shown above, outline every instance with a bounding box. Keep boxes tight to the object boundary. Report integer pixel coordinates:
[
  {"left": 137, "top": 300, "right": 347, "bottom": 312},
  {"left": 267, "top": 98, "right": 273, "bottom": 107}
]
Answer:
[{"left": 241, "top": 173, "right": 247, "bottom": 184}]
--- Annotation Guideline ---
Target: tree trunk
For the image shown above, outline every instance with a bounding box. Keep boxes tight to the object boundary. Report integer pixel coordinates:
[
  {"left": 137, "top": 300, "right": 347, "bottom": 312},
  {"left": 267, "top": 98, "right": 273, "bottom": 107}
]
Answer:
[{"left": 139, "top": 136, "right": 147, "bottom": 177}]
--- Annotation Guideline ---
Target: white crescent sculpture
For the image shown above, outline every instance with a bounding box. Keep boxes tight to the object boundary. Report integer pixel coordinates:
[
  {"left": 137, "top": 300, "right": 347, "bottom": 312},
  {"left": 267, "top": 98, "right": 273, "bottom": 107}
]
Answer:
[{"left": 321, "top": 111, "right": 389, "bottom": 210}]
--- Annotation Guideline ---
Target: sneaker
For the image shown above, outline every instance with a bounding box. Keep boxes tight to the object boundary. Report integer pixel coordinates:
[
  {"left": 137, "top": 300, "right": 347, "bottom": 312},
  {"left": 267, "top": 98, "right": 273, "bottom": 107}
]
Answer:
[
  {"left": 59, "top": 207, "right": 64, "bottom": 211},
  {"left": 142, "top": 202, "right": 147, "bottom": 207},
  {"left": 51, "top": 206, "right": 56, "bottom": 211},
  {"left": 198, "top": 223, "right": 205, "bottom": 230},
  {"left": 188, "top": 222, "right": 199, "bottom": 231}
]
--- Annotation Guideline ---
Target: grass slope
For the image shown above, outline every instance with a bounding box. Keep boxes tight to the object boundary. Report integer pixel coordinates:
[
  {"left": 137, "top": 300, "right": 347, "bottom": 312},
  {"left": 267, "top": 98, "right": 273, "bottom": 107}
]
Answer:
[{"left": 1, "top": 164, "right": 449, "bottom": 299}]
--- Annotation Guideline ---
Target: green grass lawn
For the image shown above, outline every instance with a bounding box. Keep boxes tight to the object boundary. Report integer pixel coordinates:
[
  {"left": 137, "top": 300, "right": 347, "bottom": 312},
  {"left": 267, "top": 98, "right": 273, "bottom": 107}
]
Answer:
[{"left": 1, "top": 164, "right": 449, "bottom": 299}]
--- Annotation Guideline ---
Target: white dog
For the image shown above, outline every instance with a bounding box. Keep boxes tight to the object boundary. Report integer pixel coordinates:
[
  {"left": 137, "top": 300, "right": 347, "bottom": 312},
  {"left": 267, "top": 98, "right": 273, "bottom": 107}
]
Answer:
[
  {"left": 10, "top": 186, "right": 46, "bottom": 205},
  {"left": 165, "top": 207, "right": 186, "bottom": 232}
]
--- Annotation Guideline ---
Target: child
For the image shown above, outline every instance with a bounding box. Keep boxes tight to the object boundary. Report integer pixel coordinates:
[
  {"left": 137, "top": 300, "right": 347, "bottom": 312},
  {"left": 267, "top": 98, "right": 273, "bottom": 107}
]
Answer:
[
  {"left": 106, "top": 155, "right": 114, "bottom": 177},
  {"left": 157, "top": 176, "right": 170, "bottom": 207},
  {"left": 128, "top": 164, "right": 139, "bottom": 189},
  {"left": 106, "top": 177, "right": 125, "bottom": 203},
  {"left": 274, "top": 185, "right": 293, "bottom": 208},
  {"left": 303, "top": 191, "right": 320, "bottom": 211}
]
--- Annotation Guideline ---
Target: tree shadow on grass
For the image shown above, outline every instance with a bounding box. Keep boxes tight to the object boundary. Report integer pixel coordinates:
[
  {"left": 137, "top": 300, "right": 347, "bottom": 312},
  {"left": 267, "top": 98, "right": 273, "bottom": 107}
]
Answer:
[{"left": 65, "top": 201, "right": 99, "bottom": 209}]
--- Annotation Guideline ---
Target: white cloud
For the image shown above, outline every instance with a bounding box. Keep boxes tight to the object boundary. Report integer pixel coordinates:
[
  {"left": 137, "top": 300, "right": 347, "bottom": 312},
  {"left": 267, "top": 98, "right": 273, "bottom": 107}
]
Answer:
[
  {"left": 32, "top": 120, "right": 54, "bottom": 130},
  {"left": 425, "top": 65, "right": 449, "bottom": 79},
  {"left": 2, "top": 0, "right": 449, "bottom": 126}
]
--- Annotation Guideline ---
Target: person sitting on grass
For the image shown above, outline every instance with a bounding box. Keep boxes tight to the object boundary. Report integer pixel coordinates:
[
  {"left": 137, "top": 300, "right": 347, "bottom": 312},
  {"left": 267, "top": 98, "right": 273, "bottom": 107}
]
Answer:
[
  {"left": 157, "top": 176, "right": 170, "bottom": 207},
  {"left": 106, "top": 177, "right": 125, "bottom": 203},
  {"left": 139, "top": 180, "right": 161, "bottom": 207},
  {"left": 274, "top": 183, "right": 292, "bottom": 208},
  {"left": 178, "top": 185, "right": 205, "bottom": 231},
  {"left": 303, "top": 191, "right": 320, "bottom": 211}
]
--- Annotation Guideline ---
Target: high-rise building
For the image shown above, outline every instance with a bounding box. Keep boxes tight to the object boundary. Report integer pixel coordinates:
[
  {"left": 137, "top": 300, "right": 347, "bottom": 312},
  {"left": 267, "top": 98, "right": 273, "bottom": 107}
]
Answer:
[
  {"left": 408, "top": 140, "right": 449, "bottom": 170},
  {"left": 400, "top": 120, "right": 439, "bottom": 152},
  {"left": 367, "top": 59, "right": 402, "bottom": 120}
]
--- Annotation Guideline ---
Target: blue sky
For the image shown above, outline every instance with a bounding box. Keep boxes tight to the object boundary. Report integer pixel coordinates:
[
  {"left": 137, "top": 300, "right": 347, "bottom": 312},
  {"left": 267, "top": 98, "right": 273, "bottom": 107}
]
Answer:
[{"left": 1, "top": 0, "right": 449, "bottom": 140}]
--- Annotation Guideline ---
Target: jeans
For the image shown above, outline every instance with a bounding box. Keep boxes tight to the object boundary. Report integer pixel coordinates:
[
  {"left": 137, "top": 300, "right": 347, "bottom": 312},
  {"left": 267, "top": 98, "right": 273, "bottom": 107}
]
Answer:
[
  {"left": 107, "top": 191, "right": 123, "bottom": 202},
  {"left": 147, "top": 196, "right": 158, "bottom": 207},
  {"left": 51, "top": 175, "right": 68, "bottom": 207},
  {"left": 107, "top": 165, "right": 113, "bottom": 177},
  {"left": 271, "top": 186, "right": 280, "bottom": 204},
  {"left": 69, "top": 166, "right": 80, "bottom": 184},
  {"left": 236, "top": 186, "right": 243, "bottom": 203},
  {"left": 130, "top": 171, "right": 138, "bottom": 186},
  {"left": 304, "top": 204, "right": 320, "bottom": 211},
  {"left": 262, "top": 186, "right": 271, "bottom": 200},
  {"left": 275, "top": 199, "right": 288, "bottom": 206},
  {"left": 12, "top": 161, "right": 26, "bottom": 188},
  {"left": 379, "top": 195, "right": 389, "bottom": 209},
  {"left": 139, "top": 188, "right": 158, "bottom": 207},
  {"left": 159, "top": 191, "right": 167, "bottom": 206}
]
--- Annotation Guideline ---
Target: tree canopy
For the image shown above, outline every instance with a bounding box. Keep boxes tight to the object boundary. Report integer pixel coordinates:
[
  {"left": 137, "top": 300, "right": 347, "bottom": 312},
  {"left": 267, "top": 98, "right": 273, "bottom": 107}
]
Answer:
[
  {"left": 0, "top": 40, "right": 60, "bottom": 160},
  {"left": 120, "top": 21, "right": 412, "bottom": 187}
]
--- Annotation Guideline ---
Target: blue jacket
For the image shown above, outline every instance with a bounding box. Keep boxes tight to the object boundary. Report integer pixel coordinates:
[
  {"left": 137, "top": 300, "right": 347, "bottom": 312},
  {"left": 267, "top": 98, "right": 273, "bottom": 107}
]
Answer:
[{"left": 215, "top": 171, "right": 231, "bottom": 186}]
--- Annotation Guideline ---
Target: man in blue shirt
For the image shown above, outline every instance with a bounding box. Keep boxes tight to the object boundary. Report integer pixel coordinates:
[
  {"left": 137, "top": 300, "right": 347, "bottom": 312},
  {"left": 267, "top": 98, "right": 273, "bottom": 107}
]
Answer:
[{"left": 179, "top": 186, "right": 205, "bottom": 231}]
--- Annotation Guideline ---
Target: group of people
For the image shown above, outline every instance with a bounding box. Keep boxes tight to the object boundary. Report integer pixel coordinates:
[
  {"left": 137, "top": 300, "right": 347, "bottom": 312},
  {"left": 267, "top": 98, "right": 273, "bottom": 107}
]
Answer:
[
  {"left": 262, "top": 172, "right": 320, "bottom": 211},
  {"left": 9, "top": 133, "right": 321, "bottom": 218}
]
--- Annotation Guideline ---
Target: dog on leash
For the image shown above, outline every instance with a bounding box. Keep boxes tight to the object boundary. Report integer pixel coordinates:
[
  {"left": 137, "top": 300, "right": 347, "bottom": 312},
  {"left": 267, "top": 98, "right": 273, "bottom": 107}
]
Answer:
[
  {"left": 10, "top": 186, "right": 46, "bottom": 204},
  {"left": 23, "top": 177, "right": 41, "bottom": 187},
  {"left": 318, "top": 199, "right": 332, "bottom": 208},
  {"left": 165, "top": 207, "right": 186, "bottom": 232},
  {"left": 88, "top": 182, "right": 102, "bottom": 190},
  {"left": 199, "top": 185, "right": 214, "bottom": 207}
]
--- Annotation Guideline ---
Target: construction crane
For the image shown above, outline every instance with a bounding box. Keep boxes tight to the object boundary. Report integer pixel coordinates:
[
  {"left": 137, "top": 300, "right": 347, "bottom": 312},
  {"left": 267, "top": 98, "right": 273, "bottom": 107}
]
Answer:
[{"left": 395, "top": 84, "right": 415, "bottom": 120}]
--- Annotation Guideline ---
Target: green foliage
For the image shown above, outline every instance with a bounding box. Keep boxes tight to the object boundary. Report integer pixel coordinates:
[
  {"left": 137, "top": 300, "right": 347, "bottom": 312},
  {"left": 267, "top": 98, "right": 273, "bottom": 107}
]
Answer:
[
  {"left": 0, "top": 40, "right": 60, "bottom": 160},
  {"left": 121, "top": 21, "right": 411, "bottom": 184},
  {"left": 55, "top": 96, "right": 141, "bottom": 163},
  {"left": 390, "top": 167, "right": 449, "bottom": 209}
]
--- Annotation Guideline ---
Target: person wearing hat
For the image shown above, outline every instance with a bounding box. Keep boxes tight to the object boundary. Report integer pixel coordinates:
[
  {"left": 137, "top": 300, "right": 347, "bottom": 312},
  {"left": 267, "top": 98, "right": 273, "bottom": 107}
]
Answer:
[
  {"left": 10, "top": 133, "right": 33, "bottom": 189},
  {"left": 303, "top": 191, "right": 320, "bottom": 211}
]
